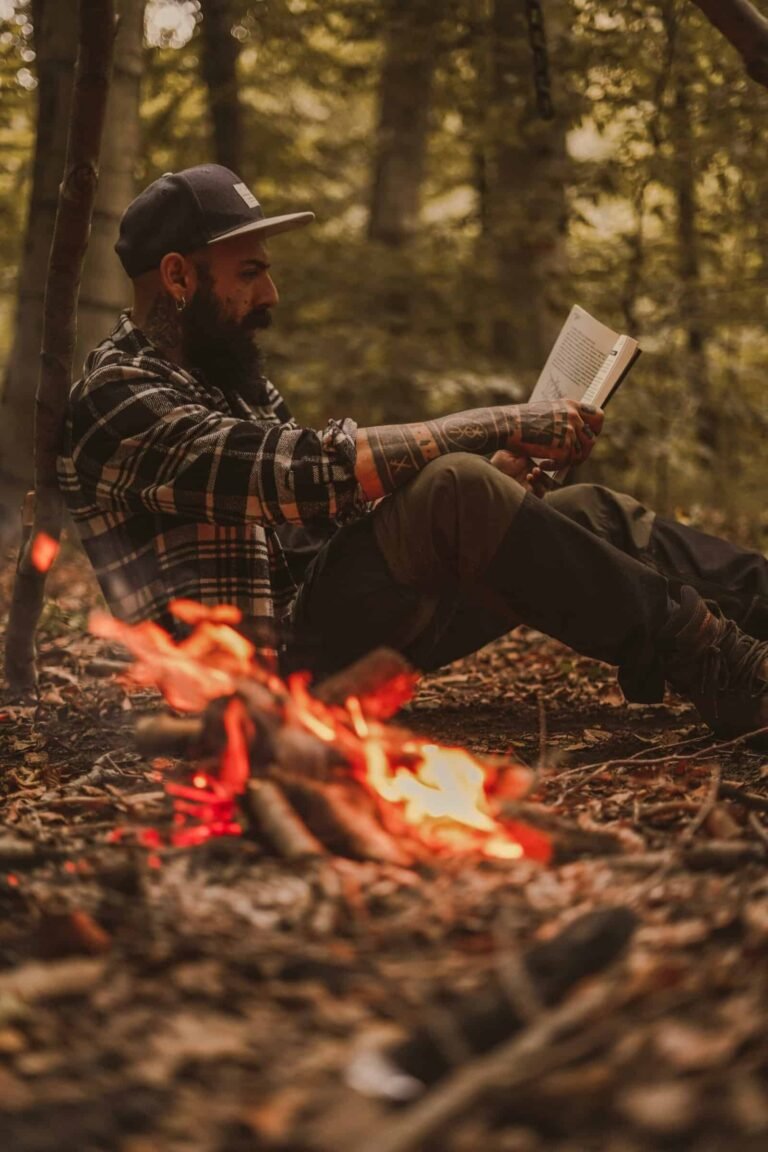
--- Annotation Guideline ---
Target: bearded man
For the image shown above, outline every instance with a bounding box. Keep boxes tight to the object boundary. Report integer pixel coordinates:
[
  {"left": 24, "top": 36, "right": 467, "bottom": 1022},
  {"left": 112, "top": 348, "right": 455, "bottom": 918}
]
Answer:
[{"left": 58, "top": 165, "right": 768, "bottom": 741}]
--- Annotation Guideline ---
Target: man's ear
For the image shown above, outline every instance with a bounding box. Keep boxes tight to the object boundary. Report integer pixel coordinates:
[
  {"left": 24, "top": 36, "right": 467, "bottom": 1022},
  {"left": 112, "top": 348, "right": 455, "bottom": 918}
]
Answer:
[{"left": 158, "top": 252, "right": 195, "bottom": 305}]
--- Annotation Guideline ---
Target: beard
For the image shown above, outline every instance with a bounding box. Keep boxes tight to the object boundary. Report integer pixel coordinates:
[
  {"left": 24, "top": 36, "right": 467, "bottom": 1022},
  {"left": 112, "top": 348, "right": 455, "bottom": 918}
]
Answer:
[{"left": 180, "top": 273, "right": 272, "bottom": 404}]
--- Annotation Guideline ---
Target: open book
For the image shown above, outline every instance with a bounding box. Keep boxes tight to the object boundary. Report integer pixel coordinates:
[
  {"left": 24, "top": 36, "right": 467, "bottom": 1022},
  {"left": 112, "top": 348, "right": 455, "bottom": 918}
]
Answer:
[{"left": 529, "top": 305, "right": 640, "bottom": 483}]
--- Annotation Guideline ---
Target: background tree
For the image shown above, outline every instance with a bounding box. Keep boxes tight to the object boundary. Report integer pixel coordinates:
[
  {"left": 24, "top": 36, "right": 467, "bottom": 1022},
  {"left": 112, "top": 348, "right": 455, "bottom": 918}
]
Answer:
[
  {"left": 0, "top": 0, "right": 143, "bottom": 504},
  {"left": 0, "top": 0, "right": 78, "bottom": 501},
  {"left": 198, "top": 0, "right": 244, "bottom": 172}
]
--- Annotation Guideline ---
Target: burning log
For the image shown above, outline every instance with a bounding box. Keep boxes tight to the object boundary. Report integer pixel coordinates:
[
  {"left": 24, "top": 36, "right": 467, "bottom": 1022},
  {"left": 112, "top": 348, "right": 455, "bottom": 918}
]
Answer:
[
  {"left": 279, "top": 776, "right": 415, "bottom": 867},
  {"left": 245, "top": 779, "right": 326, "bottom": 859}
]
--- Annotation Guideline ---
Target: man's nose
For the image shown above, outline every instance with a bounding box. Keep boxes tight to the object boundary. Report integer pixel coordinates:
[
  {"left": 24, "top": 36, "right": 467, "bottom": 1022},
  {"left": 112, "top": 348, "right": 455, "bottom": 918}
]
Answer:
[{"left": 256, "top": 274, "right": 279, "bottom": 310}]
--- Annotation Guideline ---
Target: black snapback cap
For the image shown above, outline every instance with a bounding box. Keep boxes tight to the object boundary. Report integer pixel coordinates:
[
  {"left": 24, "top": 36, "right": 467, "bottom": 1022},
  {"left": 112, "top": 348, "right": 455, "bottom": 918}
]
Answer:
[{"left": 115, "top": 164, "right": 314, "bottom": 278}]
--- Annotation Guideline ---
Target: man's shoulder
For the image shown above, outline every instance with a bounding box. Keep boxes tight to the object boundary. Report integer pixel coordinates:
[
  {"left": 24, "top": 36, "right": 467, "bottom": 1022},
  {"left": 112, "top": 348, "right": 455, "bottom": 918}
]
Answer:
[{"left": 73, "top": 312, "right": 200, "bottom": 404}]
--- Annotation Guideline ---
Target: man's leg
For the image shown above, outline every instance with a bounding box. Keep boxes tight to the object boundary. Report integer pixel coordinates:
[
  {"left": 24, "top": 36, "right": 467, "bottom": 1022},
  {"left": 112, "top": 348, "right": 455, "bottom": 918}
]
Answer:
[
  {"left": 545, "top": 484, "right": 768, "bottom": 639},
  {"left": 291, "top": 455, "right": 768, "bottom": 739},
  {"left": 293, "top": 455, "right": 673, "bottom": 698}
]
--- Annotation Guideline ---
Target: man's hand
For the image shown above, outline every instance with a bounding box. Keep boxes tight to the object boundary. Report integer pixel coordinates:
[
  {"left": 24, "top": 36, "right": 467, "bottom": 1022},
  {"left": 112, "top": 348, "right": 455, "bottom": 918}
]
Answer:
[
  {"left": 490, "top": 451, "right": 551, "bottom": 497},
  {"left": 513, "top": 400, "right": 604, "bottom": 466}
]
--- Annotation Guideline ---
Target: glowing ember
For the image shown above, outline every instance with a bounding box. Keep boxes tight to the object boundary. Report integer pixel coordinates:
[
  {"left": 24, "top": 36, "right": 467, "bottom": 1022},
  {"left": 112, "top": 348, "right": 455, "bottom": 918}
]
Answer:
[
  {"left": 92, "top": 600, "right": 548, "bottom": 862},
  {"left": 30, "top": 532, "right": 59, "bottom": 572}
]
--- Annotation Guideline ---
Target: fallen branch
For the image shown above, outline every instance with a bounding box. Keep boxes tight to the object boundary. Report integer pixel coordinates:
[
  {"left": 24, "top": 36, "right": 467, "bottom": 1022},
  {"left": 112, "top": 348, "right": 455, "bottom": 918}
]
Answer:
[
  {"left": 347, "top": 977, "right": 626, "bottom": 1152},
  {"left": 0, "top": 956, "right": 107, "bottom": 1002}
]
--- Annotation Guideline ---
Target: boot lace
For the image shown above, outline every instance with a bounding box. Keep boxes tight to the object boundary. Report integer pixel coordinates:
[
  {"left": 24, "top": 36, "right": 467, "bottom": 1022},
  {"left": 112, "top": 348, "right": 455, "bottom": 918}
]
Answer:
[{"left": 700, "top": 618, "right": 768, "bottom": 702}]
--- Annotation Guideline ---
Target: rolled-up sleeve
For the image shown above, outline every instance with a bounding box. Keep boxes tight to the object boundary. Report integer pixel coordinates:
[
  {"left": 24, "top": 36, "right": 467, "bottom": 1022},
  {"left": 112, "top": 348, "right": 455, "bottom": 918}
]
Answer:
[{"left": 71, "top": 368, "right": 369, "bottom": 528}]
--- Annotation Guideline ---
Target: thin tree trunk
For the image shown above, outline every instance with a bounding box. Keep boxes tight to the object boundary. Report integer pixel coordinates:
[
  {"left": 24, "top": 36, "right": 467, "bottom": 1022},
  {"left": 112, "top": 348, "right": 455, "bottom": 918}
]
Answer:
[
  {"left": 198, "top": 0, "right": 244, "bottom": 173},
  {"left": 667, "top": 27, "right": 716, "bottom": 460},
  {"left": 689, "top": 0, "right": 768, "bottom": 86},
  {"left": 4, "top": 0, "right": 116, "bottom": 695},
  {"left": 367, "top": 0, "right": 440, "bottom": 246},
  {"left": 0, "top": 0, "right": 78, "bottom": 499},
  {"left": 482, "top": 0, "right": 569, "bottom": 376},
  {"left": 76, "top": 0, "right": 144, "bottom": 369}
]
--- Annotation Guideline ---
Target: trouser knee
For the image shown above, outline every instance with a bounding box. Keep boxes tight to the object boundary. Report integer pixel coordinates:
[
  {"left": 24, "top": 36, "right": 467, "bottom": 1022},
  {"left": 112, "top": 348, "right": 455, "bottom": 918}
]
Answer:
[
  {"left": 372, "top": 453, "right": 526, "bottom": 590},
  {"left": 544, "top": 483, "right": 654, "bottom": 557}
]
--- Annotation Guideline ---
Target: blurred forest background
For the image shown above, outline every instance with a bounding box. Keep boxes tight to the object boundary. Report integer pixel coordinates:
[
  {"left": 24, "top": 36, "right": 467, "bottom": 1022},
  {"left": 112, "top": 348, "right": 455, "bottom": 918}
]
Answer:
[{"left": 0, "top": 0, "right": 767, "bottom": 540}]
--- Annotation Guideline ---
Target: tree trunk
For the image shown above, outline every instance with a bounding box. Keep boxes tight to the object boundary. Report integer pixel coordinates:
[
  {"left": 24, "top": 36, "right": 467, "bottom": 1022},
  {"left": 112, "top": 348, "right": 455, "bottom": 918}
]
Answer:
[
  {"left": 76, "top": 0, "right": 144, "bottom": 371},
  {"left": 481, "top": 0, "right": 569, "bottom": 376},
  {"left": 0, "top": 0, "right": 78, "bottom": 500},
  {"left": 689, "top": 0, "right": 768, "bottom": 87},
  {"left": 4, "top": 0, "right": 116, "bottom": 694},
  {"left": 0, "top": 0, "right": 142, "bottom": 502},
  {"left": 198, "top": 0, "right": 244, "bottom": 174},
  {"left": 367, "top": 0, "right": 440, "bottom": 246},
  {"left": 668, "top": 28, "right": 716, "bottom": 461}
]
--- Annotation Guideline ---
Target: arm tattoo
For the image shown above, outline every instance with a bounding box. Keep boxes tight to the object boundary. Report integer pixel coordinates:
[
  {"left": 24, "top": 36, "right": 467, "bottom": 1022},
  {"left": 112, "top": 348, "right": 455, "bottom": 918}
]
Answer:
[{"left": 356, "top": 402, "right": 580, "bottom": 497}]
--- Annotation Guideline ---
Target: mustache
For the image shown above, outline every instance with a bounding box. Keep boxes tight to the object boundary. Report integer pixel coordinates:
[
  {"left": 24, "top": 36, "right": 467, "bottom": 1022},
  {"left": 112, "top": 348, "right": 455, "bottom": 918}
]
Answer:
[{"left": 242, "top": 308, "right": 273, "bottom": 331}]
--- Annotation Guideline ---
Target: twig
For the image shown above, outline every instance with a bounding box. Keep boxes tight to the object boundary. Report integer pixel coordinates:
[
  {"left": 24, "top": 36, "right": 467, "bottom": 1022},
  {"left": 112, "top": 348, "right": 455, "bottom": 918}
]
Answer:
[
  {"left": 748, "top": 811, "right": 768, "bottom": 852},
  {"left": 681, "top": 762, "right": 722, "bottom": 844},
  {"left": 720, "top": 782, "right": 768, "bottom": 813},
  {"left": 555, "top": 727, "right": 768, "bottom": 798},
  {"left": 348, "top": 978, "right": 624, "bottom": 1152}
]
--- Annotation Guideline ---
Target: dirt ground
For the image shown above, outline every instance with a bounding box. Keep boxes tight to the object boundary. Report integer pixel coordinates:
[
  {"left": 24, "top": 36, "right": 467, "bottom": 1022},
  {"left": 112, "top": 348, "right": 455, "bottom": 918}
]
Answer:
[{"left": 0, "top": 541, "right": 766, "bottom": 1152}]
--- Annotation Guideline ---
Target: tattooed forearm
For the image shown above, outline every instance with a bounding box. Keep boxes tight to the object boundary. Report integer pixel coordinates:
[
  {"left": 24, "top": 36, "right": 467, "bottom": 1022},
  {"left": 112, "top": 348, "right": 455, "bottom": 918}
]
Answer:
[{"left": 354, "top": 401, "right": 602, "bottom": 499}]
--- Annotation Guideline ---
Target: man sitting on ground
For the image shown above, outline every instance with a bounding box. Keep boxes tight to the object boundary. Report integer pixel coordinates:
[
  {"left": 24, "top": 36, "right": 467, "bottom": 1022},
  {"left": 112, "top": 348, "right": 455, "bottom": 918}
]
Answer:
[{"left": 58, "top": 165, "right": 768, "bottom": 741}]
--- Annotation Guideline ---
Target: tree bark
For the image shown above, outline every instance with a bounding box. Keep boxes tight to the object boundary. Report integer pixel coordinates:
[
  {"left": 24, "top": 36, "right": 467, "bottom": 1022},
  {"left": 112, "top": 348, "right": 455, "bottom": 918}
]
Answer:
[
  {"left": 482, "top": 0, "right": 569, "bottom": 375},
  {"left": 0, "top": 0, "right": 141, "bottom": 501},
  {"left": 198, "top": 0, "right": 244, "bottom": 174},
  {"left": 367, "top": 0, "right": 440, "bottom": 246},
  {"left": 667, "top": 12, "right": 716, "bottom": 462},
  {"left": 690, "top": 0, "right": 768, "bottom": 87},
  {"left": 0, "top": 0, "right": 78, "bottom": 499},
  {"left": 76, "top": 0, "right": 144, "bottom": 370},
  {"left": 4, "top": 0, "right": 116, "bottom": 694}
]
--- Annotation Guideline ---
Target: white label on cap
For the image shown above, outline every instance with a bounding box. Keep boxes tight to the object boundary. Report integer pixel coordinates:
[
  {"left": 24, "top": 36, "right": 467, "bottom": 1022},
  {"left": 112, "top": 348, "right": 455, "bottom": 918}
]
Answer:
[{"left": 234, "top": 183, "right": 259, "bottom": 209}]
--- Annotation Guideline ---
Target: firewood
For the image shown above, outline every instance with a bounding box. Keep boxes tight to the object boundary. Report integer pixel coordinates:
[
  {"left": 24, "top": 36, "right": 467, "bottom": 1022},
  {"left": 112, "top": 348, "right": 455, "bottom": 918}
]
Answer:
[
  {"left": 313, "top": 647, "right": 417, "bottom": 716},
  {"left": 244, "top": 779, "right": 326, "bottom": 859},
  {"left": 283, "top": 777, "right": 414, "bottom": 867},
  {"left": 500, "top": 801, "right": 625, "bottom": 859}
]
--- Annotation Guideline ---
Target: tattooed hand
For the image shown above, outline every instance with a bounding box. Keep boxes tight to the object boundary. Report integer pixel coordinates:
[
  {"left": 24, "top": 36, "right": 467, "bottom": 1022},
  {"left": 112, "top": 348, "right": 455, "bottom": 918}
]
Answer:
[{"left": 512, "top": 399, "right": 604, "bottom": 466}]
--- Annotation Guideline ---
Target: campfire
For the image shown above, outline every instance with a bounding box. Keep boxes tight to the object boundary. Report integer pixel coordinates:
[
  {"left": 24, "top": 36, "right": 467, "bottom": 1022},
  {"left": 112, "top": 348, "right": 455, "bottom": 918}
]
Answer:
[{"left": 89, "top": 600, "right": 552, "bottom": 865}]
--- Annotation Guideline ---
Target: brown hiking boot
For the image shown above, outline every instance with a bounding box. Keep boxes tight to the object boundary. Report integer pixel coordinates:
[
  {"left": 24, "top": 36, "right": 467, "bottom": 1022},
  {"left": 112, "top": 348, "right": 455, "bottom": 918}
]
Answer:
[{"left": 661, "top": 586, "right": 768, "bottom": 742}]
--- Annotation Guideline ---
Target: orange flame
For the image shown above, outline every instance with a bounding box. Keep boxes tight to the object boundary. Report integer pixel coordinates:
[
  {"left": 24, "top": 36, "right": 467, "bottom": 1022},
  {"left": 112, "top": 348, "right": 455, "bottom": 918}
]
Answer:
[
  {"left": 30, "top": 532, "right": 59, "bottom": 573},
  {"left": 91, "top": 601, "right": 547, "bottom": 862}
]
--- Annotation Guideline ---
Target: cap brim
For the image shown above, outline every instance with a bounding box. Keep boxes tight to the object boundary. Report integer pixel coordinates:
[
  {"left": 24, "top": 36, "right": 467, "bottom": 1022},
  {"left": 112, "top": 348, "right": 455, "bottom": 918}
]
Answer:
[{"left": 207, "top": 211, "right": 315, "bottom": 247}]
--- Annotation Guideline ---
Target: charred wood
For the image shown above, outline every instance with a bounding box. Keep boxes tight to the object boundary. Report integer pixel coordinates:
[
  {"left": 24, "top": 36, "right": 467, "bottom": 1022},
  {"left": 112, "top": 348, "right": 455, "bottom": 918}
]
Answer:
[{"left": 386, "top": 906, "right": 636, "bottom": 1088}]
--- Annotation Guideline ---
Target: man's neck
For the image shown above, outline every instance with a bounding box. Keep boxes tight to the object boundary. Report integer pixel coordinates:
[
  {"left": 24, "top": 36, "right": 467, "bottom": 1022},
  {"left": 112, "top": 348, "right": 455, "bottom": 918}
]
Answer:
[{"left": 131, "top": 293, "right": 186, "bottom": 367}]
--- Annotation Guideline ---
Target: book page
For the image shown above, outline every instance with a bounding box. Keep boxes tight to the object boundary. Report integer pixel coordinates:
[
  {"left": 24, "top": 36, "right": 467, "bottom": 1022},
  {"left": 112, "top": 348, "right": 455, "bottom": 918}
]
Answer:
[{"left": 529, "top": 306, "right": 621, "bottom": 404}]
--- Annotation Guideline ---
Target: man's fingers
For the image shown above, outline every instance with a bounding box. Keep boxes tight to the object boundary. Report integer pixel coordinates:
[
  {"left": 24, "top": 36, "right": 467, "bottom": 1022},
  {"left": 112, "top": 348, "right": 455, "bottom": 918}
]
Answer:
[{"left": 578, "top": 403, "right": 605, "bottom": 434}]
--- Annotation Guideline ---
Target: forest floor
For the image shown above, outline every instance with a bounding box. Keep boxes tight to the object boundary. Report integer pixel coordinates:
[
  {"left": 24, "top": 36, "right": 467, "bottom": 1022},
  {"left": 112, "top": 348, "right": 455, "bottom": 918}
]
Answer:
[{"left": 0, "top": 540, "right": 767, "bottom": 1152}]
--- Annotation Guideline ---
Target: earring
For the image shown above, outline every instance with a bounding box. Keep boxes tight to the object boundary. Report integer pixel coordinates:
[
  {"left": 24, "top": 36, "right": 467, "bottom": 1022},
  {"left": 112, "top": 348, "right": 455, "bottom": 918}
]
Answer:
[{"left": 175, "top": 295, "right": 186, "bottom": 313}]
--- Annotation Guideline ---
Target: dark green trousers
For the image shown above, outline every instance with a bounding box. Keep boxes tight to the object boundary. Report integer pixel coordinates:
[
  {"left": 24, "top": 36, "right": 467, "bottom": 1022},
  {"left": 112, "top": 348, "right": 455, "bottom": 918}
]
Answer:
[{"left": 289, "top": 456, "right": 768, "bottom": 686}]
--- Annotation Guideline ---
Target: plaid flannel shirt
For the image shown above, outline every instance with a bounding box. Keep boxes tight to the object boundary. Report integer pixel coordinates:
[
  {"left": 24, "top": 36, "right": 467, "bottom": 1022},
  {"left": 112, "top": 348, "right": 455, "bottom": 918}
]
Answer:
[{"left": 57, "top": 312, "right": 368, "bottom": 641}]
